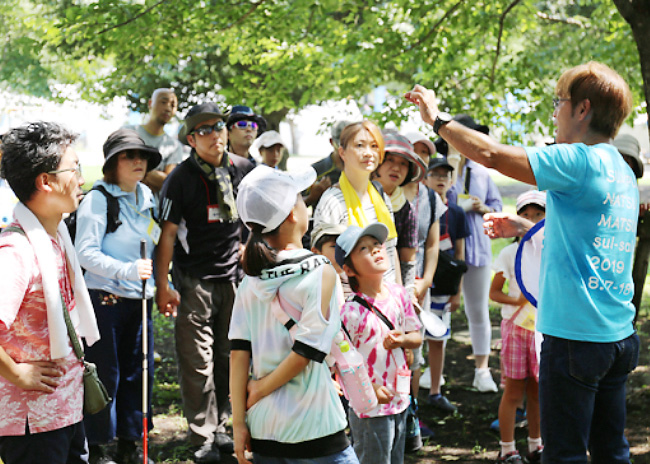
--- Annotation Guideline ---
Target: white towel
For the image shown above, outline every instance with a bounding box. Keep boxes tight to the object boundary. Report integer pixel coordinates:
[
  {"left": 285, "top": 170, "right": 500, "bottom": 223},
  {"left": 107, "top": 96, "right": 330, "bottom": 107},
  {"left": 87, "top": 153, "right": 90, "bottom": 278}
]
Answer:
[{"left": 13, "top": 202, "right": 100, "bottom": 359}]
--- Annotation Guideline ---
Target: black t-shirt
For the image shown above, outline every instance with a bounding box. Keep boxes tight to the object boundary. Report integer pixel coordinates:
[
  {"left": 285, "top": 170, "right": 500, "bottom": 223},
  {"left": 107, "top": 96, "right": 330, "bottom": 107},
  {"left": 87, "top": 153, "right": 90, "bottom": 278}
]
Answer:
[{"left": 159, "top": 154, "right": 253, "bottom": 281}]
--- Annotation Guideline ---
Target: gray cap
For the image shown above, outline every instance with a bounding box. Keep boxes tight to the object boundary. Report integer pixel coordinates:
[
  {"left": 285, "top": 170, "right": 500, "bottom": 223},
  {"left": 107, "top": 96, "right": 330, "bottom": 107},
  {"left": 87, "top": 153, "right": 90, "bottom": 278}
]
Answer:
[
  {"left": 331, "top": 120, "right": 352, "bottom": 147},
  {"left": 334, "top": 223, "right": 389, "bottom": 267},
  {"left": 612, "top": 134, "right": 643, "bottom": 178}
]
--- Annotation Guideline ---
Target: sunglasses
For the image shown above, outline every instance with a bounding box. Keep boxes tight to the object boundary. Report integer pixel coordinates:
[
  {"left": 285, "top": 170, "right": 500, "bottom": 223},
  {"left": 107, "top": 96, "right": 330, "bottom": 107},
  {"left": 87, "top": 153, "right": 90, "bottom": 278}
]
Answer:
[
  {"left": 119, "top": 151, "right": 148, "bottom": 161},
  {"left": 192, "top": 121, "right": 226, "bottom": 136},
  {"left": 233, "top": 120, "right": 259, "bottom": 130}
]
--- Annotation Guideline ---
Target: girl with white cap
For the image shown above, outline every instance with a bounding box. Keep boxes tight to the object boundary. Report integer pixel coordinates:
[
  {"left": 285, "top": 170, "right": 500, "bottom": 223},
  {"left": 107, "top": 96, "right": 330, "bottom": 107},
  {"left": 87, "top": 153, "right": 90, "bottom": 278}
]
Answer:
[{"left": 229, "top": 165, "right": 358, "bottom": 464}]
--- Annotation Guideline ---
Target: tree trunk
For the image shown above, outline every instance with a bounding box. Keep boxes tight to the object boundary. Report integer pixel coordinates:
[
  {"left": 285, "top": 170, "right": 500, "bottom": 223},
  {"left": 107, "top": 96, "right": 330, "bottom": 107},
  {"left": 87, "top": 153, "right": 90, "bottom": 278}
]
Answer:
[
  {"left": 612, "top": 0, "right": 650, "bottom": 319},
  {"left": 613, "top": 0, "right": 650, "bottom": 149}
]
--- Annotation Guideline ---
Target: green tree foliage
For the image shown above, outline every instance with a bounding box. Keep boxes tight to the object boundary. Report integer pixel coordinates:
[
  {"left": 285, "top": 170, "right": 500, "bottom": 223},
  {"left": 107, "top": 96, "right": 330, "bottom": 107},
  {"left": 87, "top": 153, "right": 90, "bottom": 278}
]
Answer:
[{"left": 1, "top": 0, "right": 645, "bottom": 142}]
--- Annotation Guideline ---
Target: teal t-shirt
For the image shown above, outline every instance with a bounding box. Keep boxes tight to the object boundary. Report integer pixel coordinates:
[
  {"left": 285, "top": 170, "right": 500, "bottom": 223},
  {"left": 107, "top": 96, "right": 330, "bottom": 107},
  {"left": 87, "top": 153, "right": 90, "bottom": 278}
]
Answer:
[{"left": 526, "top": 143, "right": 637, "bottom": 342}]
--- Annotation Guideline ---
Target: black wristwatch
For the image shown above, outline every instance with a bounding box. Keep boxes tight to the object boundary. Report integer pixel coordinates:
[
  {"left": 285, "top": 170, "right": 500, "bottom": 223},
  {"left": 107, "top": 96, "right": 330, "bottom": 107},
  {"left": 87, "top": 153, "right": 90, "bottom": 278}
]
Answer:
[{"left": 433, "top": 112, "right": 453, "bottom": 135}]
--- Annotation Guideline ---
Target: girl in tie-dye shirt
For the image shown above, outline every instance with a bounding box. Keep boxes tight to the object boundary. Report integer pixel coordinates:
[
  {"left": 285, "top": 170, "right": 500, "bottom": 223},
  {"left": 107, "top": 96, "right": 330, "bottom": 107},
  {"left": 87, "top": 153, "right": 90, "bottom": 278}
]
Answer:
[{"left": 335, "top": 223, "right": 422, "bottom": 464}]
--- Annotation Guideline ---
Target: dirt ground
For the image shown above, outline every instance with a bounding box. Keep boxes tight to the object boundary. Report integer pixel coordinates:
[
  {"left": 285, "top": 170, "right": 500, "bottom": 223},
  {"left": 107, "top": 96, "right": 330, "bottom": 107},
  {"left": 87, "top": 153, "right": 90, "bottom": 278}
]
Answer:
[{"left": 144, "top": 309, "right": 650, "bottom": 464}]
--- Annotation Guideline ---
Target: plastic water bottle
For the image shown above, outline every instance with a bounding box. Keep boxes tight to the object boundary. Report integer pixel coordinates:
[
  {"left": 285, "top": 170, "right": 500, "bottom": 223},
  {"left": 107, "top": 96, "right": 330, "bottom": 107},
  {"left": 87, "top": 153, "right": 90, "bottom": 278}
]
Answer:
[{"left": 331, "top": 333, "right": 378, "bottom": 415}]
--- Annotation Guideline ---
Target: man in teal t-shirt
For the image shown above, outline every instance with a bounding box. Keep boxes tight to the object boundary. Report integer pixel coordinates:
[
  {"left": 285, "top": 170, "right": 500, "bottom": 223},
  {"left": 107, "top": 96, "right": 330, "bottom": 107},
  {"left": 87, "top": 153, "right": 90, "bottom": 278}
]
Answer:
[{"left": 406, "top": 62, "right": 639, "bottom": 464}]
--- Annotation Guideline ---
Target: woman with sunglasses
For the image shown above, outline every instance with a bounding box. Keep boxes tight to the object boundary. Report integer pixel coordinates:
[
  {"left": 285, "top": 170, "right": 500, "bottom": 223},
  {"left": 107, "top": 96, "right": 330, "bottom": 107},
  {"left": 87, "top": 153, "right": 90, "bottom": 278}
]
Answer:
[{"left": 75, "top": 128, "right": 162, "bottom": 464}]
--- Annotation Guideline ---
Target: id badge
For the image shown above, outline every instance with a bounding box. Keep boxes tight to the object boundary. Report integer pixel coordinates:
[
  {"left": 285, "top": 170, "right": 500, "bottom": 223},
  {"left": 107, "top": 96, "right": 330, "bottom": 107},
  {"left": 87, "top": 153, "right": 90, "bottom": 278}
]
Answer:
[
  {"left": 148, "top": 219, "right": 161, "bottom": 245},
  {"left": 396, "top": 368, "right": 411, "bottom": 395},
  {"left": 439, "top": 233, "right": 453, "bottom": 252},
  {"left": 207, "top": 205, "right": 221, "bottom": 223}
]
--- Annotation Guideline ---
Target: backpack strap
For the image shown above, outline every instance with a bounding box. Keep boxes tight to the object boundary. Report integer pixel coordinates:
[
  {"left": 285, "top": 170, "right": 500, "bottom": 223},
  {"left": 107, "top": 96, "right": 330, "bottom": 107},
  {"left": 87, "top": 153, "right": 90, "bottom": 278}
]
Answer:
[
  {"left": 464, "top": 167, "right": 472, "bottom": 195},
  {"left": 427, "top": 187, "right": 437, "bottom": 225},
  {"left": 371, "top": 180, "right": 385, "bottom": 200},
  {"left": 92, "top": 185, "right": 122, "bottom": 234}
]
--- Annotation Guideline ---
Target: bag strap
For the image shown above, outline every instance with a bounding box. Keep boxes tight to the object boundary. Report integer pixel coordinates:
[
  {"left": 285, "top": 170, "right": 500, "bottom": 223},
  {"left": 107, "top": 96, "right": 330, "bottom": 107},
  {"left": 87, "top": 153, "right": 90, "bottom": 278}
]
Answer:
[
  {"left": 427, "top": 187, "right": 437, "bottom": 225},
  {"left": 352, "top": 295, "right": 395, "bottom": 331},
  {"left": 92, "top": 185, "right": 122, "bottom": 234},
  {"left": 61, "top": 294, "right": 85, "bottom": 362},
  {"left": 464, "top": 167, "right": 471, "bottom": 194},
  {"left": 1, "top": 226, "right": 25, "bottom": 235}
]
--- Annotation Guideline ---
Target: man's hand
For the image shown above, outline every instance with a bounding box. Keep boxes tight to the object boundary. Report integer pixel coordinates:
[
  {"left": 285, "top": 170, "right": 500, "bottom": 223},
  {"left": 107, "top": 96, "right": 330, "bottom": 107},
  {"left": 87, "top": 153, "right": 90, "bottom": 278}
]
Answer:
[
  {"left": 155, "top": 284, "right": 180, "bottom": 318},
  {"left": 483, "top": 212, "right": 534, "bottom": 239},
  {"left": 12, "top": 361, "right": 64, "bottom": 393},
  {"left": 404, "top": 85, "right": 440, "bottom": 126}
]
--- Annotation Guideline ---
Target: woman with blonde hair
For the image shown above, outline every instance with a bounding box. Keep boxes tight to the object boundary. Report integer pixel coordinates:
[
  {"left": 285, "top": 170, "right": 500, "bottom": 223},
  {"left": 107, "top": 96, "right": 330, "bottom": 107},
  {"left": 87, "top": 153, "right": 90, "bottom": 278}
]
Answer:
[{"left": 313, "top": 121, "right": 401, "bottom": 283}]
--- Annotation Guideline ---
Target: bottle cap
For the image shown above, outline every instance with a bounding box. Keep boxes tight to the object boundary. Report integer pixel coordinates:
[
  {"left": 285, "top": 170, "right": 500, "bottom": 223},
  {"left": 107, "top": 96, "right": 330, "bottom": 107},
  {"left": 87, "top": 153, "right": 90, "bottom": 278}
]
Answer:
[{"left": 339, "top": 340, "right": 351, "bottom": 353}]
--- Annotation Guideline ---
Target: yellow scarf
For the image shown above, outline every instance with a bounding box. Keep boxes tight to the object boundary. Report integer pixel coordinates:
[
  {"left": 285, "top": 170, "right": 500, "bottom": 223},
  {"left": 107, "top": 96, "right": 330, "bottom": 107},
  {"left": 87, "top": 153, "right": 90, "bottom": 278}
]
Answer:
[
  {"left": 339, "top": 172, "right": 398, "bottom": 240},
  {"left": 388, "top": 186, "right": 407, "bottom": 212}
]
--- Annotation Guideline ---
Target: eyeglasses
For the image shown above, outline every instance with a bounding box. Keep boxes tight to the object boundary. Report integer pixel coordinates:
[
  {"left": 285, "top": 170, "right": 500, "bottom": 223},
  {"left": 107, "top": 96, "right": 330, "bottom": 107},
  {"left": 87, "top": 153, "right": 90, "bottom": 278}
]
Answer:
[
  {"left": 552, "top": 97, "right": 570, "bottom": 109},
  {"left": 48, "top": 165, "right": 83, "bottom": 178},
  {"left": 427, "top": 172, "right": 451, "bottom": 180},
  {"left": 192, "top": 121, "right": 226, "bottom": 136},
  {"left": 233, "top": 120, "right": 259, "bottom": 130}
]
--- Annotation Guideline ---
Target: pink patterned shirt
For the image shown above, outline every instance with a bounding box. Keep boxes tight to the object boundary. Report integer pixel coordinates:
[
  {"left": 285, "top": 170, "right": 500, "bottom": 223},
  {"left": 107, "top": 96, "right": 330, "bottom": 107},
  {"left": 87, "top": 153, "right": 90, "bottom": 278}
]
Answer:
[
  {"left": 0, "top": 226, "right": 83, "bottom": 436},
  {"left": 341, "top": 282, "right": 421, "bottom": 418}
]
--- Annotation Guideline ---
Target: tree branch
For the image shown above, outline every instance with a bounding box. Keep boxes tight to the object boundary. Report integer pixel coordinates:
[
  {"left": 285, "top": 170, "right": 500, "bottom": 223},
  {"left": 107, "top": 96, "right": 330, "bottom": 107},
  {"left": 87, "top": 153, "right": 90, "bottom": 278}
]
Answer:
[
  {"left": 535, "top": 11, "right": 588, "bottom": 28},
  {"left": 490, "top": 0, "right": 523, "bottom": 84},
  {"left": 98, "top": 0, "right": 169, "bottom": 35},
  {"left": 220, "top": 0, "right": 268, "bottom": 32},
  {"left": 399, "top": 0, "right": 465, "bottom": 57}
]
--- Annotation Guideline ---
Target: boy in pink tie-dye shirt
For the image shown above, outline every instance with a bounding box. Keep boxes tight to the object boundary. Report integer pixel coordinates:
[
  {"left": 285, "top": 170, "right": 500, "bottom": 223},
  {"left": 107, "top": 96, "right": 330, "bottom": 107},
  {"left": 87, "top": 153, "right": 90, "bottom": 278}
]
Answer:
[{"left": 336, "top": 223, "right": 422, "bottom": 464}]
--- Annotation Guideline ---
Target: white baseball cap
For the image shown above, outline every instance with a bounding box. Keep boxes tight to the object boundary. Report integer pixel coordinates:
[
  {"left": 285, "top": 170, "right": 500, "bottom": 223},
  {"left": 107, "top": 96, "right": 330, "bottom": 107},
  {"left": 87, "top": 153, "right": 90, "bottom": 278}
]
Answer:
[
  {"left": 237, "top": 165, "right": 316, "bottom": 233},
  {"left": 516, "top": 190, "right": 546, "bottom": 213},
  {"left": 257, "top": 130, "right": 285, "bottom": 149},
  {"left": 404, "top": 132, "right": 436, "bottom": 157}
]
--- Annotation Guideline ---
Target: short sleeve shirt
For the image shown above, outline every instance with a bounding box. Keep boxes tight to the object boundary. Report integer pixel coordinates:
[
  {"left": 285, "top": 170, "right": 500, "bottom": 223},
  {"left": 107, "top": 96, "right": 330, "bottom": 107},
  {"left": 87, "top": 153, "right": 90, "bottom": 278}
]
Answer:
[
  {"left": 492, "top": 242, "right": 521, "bottom": 320},
  {"left": 313, "top": 186, "right": 399, "bottom": 284},
  {"left": 228, "top": 250, "right": 346, "bottom": 443},
  {"left": 448, "top": 160, "right": 502, "bottom": 266},
  {"left": 126, "top": 125, "right": 184, "bottom": 171},
  {"left": 159, "top": 155, "right": 253, "bottom": 280},
  {"left": 0, "top": 228, "right": 84, "bottom": 435},
  {"left": 526, "top": 143, "right": 637, "bottom": 342},
  {"left": 340, "top": 282, "right": 421, "bottom": 418}
]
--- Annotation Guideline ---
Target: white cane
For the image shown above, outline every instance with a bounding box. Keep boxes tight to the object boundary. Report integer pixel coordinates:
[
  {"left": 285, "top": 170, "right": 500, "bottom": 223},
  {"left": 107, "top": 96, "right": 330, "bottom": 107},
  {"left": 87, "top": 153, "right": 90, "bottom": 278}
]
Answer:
[{"left": 140, "top": 239, "right": 149, "bottom": 464}]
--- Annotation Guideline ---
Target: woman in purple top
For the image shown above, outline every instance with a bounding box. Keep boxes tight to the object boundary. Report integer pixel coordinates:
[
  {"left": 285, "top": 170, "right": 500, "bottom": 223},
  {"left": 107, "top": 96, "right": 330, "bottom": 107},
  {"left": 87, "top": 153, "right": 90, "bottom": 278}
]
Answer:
[{"left": 435, "top": 115, "right": 503, "bottom": 392}]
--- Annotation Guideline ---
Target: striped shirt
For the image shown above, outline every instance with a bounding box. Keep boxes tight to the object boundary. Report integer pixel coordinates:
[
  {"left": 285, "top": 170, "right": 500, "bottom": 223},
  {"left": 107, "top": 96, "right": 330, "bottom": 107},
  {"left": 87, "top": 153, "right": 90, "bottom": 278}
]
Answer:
[{"left": 313, "top": 186, "right": 399, "bottom": 284}]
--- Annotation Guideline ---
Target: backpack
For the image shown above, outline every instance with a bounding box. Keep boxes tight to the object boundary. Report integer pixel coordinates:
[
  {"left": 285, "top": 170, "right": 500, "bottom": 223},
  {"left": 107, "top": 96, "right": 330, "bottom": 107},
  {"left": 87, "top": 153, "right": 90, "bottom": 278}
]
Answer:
[{"left": 65, "top": 185, "right": 122, "bottom": 243}]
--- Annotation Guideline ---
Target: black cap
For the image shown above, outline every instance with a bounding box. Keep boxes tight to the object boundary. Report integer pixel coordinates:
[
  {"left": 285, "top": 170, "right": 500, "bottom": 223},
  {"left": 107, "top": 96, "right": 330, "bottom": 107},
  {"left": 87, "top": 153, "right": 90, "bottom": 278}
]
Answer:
[
  {"left": 178, "top": 102, "right": 228, "bottom": 145},
  {"left": 226, "top": 105, "right": 267, "bottom": 134},
  {"left": 427, "top": 157, "right": 454, "bottom": 172},
  {"left": 102, "top": 128, "right": 162, "bottom": 173}
]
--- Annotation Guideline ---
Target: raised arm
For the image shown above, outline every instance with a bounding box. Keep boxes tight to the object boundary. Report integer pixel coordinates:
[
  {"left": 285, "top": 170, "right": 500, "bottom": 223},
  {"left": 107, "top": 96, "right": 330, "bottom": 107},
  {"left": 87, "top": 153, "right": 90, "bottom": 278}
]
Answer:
[{"left": 405, "top": 85, "right": 536, "bottom": 185}]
